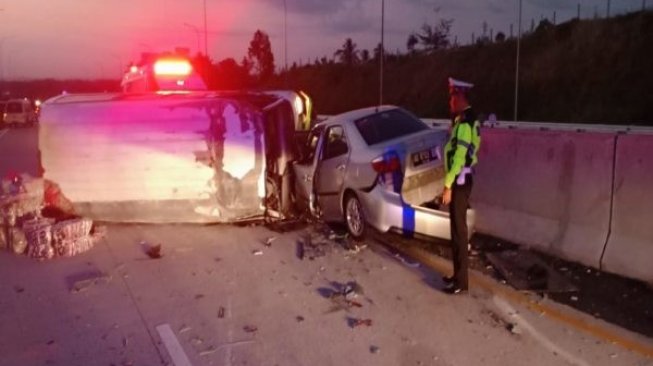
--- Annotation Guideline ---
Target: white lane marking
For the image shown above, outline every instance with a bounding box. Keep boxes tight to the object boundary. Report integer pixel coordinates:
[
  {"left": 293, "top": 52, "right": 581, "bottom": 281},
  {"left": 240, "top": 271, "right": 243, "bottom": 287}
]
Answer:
[
  {"left": 492, "top": 296, "right": 591, "bottom": 366},
  {"left": 225, "top": 296, "right": 233, "bottom": 366},
  {"left": 0, "top": 129, "right": 9, "bottom": 140},
  {"left": 156, "top": 323, "right": 193, "bottom": 366}
]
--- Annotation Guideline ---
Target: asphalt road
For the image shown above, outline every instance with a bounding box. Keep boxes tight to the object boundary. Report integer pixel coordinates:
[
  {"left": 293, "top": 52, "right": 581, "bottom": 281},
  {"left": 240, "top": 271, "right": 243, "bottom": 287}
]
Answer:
[{"left": 0, "top": 126, "right": 651, "bottom": 366}]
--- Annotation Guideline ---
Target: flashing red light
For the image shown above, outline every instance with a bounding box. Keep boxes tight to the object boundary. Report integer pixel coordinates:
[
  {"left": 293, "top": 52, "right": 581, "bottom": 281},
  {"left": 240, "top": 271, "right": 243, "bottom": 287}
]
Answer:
[
  {"left": 153, "top": 59, "right": 192, "bottom": 76},
  {"left": 129, "top": 65, "right": 138, "bottom": 73}
]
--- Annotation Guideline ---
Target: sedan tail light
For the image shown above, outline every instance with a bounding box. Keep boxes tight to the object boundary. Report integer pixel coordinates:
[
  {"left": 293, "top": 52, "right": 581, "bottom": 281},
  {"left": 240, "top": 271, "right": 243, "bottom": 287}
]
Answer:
[
  {"left": 371, "top": 153, "right": 401, "bottom": 173},
  {"left": 372, "top": 152, "right": 403, "bottom": 193}
]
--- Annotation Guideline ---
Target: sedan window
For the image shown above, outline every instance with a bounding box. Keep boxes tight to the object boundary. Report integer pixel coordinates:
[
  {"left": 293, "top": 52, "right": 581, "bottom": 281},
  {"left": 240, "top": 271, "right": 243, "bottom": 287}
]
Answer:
[
  {"left": 354, "top": 108, "right": 428, "bottom": 145},
  {"left": 322, "top": 126, "right": 349, "bottom": 160}
]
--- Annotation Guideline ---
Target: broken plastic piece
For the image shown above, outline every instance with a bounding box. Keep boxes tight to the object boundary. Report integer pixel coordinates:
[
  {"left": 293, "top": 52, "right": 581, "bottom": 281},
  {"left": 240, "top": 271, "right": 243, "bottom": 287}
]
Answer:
[{"left": 243, "top": 325, "right": 258, "bottom": 333}]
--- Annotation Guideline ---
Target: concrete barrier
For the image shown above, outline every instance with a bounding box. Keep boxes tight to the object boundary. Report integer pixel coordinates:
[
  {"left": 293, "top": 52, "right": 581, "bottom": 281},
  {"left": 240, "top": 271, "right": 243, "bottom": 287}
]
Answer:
[
  {"left": 602, "top": 135, "right": 653, "bottom": 283},
  {"left": 471, "top": 129, "right": 615, "bottom": 269}
]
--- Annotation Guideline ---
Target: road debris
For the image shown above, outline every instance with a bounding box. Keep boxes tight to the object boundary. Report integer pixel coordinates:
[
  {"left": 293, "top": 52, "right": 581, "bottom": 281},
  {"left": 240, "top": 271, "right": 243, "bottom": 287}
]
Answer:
[
  {"left": 217, "top": 307, "right": 225, "bottom": 319},
  {"left": 252, "top": 249, "right": 263, "bottom": 256},
  {"left": 243, "top": 325, "right": 258, "bottom": 333},
  {"left": 70, "top": 272, "right": 112, "bottom": 293},
  {"left": 178, "top": 325, "right": 191, "bottom": 334},
  {"left": 506, "top": 323, "right": 522, "bottom": 335},
  {"left": 393, "top": 253, "right": 420, "bottom": 268},
  {"left": 296, "top": 316, "right": 305, "bottom": 322},
  {"left": 143, "top": 243, "right": 162, "bottom": 259},
  {"left": 320, "top": 281, "right": 368, "bottom": 312},
  {"left": 297, "top": 233, "right": 327, "bottom": 260},
  {"left": 195, "top": 294, "right": 205, "bottom": 300},
  {"left": 199, "top": 346, "right": 218, "bottom": 356},
  {"left": 190, "top": 337, "right": 204, "bottom": 345},
  {"left": 370, "top": 345, "right": 380, "bottom": 354},
  {"left": 342, "top": 281, "right": 364, "bottom": 301},
  {"left": 13, "top": 286, "right": 25, "bottom": 294},
  {"left": 348, "top": 318, "right": 373, "bottom": 328},
  {"left": 263, "top": 236, "right": 276, "bottom": 247},
  {"left": 486, "top": 250, "right": 577, "bottom": 292}
]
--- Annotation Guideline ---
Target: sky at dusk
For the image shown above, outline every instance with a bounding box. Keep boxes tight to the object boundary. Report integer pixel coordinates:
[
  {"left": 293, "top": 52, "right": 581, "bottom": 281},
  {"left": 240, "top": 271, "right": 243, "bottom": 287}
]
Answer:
[{"left": 0, "top": 0, "right": 646, "bottom": 79}]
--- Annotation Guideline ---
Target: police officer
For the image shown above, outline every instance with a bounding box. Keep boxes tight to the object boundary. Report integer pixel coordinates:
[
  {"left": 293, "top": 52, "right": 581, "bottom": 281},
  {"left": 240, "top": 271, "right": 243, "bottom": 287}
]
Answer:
[{"left": 440, "top": 77, "right": 481, "bottom": 294}]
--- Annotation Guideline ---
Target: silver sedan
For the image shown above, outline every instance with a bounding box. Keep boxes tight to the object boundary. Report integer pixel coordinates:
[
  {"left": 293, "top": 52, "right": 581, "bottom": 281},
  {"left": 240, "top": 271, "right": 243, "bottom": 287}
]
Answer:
[{"left": 293, "top": 105, "right": 475, "bottom": 240}]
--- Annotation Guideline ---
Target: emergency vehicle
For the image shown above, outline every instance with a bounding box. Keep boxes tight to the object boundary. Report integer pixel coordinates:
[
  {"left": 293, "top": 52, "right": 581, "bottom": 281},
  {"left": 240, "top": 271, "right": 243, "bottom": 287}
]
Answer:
[{"left": 39, "top": 52, "right": 312, "bottom": 223}]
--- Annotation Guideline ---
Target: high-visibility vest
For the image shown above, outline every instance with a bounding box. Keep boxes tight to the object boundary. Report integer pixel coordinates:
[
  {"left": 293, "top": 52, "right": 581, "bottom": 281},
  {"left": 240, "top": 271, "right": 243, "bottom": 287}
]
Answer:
[{"left": 444, "top": 107, "right": 481, "bottom": 188}]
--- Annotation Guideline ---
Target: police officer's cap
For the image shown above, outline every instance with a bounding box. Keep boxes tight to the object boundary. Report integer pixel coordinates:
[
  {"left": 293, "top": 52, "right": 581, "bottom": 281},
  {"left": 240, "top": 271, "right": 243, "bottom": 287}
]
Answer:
[{"left": 448, "top": 77, "right": 474, "bottom": 95}]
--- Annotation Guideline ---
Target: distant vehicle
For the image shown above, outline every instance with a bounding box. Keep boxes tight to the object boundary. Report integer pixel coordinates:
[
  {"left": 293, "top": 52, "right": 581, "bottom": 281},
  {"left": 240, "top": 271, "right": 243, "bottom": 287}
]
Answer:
[
  {"left": 293, "top": 106, "right": 475, "bottom": 240},
  {"left": 4, "top": 99, "right": 37, "bottom": 127},
  {"left": 0, "top": 101, "right": 7, "bottom": 127}
]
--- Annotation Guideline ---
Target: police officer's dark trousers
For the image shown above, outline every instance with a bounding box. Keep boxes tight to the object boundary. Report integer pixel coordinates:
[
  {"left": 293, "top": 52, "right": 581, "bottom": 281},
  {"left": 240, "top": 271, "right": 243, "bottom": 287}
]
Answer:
[{"left": 449, "top": 176, "right": 473, "bottom": 290}]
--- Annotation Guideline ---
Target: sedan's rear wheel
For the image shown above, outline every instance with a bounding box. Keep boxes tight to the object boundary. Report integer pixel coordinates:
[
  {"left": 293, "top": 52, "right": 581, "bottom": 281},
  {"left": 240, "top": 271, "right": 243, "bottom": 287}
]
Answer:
[{"left": 344, "top": 193, "right": 366, "bottom": 241}]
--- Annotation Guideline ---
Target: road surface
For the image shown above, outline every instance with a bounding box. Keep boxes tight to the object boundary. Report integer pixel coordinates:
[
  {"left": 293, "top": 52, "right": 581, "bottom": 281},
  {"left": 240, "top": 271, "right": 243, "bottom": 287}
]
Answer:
[{"left": 0, "top": 126, "right": 651, "bottom": 366}]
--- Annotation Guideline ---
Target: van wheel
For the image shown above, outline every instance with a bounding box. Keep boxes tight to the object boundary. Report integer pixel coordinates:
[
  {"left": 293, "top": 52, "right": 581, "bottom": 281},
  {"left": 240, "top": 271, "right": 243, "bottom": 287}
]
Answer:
[{"left": 344, "top": 193, "right": 366, "bottom": 241}]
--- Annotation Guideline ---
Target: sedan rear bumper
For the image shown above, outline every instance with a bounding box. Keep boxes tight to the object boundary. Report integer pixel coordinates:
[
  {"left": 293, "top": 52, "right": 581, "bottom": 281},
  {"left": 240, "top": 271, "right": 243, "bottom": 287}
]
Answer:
[{"left": 357, "top": 186, "right": 475, "bottom": 241}]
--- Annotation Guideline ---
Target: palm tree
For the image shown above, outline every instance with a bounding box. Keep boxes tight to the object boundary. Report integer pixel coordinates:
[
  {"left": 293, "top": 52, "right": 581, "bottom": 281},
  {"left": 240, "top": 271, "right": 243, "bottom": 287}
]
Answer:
[{"left": 334, "top": 38, "right": 360, "bottom": 66}]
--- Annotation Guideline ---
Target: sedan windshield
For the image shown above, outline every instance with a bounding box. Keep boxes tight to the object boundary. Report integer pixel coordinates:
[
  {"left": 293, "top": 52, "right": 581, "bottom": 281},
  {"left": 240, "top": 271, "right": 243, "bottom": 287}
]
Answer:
[{"left": 354, "top": 108, "right": 428, "bottom": 145}]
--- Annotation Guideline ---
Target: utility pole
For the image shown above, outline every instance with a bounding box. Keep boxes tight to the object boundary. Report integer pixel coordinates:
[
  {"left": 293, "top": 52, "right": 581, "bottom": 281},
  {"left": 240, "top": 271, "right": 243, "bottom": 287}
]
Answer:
[
  {"left": 577, "top": 3, "right": 581, "bottom": 19},
  {"left": 644, "top": 0, "right": 647, "bottom": 11},
  {"left": 379, "top": 0, "right": 384, "bottom": 107},
  {"left": 607, "top": 0, "right": 611, "bottom": 17},
  {"left": 203, "top": 0, "right": 208, "bottom": 56},
  {"left": 184, "top": 23, "right": 201, "bottom": 53},
  {"left": 514, "top": 0, "right": 522, "bottom": 122},
  {"left": 553, "top": 11, "right": 557, "bottom": 24},
  {"left": 283, "top": 0, "right": 288, "bottom": 74}
]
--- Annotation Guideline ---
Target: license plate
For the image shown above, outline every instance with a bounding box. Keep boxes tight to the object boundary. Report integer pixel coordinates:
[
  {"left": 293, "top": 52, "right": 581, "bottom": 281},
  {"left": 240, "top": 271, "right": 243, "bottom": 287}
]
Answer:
[{"left": 411, "top": 146, "right": 439, "bottom": 167}]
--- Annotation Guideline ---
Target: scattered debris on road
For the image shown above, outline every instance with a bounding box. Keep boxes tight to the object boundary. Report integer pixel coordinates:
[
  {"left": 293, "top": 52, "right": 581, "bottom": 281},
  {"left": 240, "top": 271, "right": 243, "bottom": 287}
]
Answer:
[
  {"left": 179, "top": 325, "right": 191, "bottom": 334},
  {"left": 506, "top": 323, "right": 522, "bottom": 335},
  {"left": 263, "top": 236, "right": 276, "bottom": 247},
  {"left": 348, "top": 317, "right": 373, "bottom": 328},
  {"left": 142, "top": 242, "right": 162, "bottom": 259},
  {"left": 370, "top": 345, "right": 380, "bottom": 354},
  {"left": 69, "top": 272, "right": 112, "bottom": 293},
  {"left": 194, "top": 294, "right": 205, "bottom": 300},
  {"left": 199, "top": 346, "right": 218, "bottom": 356},
  {"left": 320, "top": 282, "right": 368, "bottom": 313},
  {"left": 252, "top": 249, "right": 263, "bottom": 256},
  {"left": 486, "top": 250, "right": 577, "bottom": 292},
  {"left": 243, "top": 325, "right": 258, "bottom": 333},
  {"left": 393, "top": 252, "right": 420, "bottom": 268},
  {"left": 217, "top": 306, "right": 225, "bottom": 319},
  {"left": 296, "top": 316, "right": 305, "bottom": 322}
]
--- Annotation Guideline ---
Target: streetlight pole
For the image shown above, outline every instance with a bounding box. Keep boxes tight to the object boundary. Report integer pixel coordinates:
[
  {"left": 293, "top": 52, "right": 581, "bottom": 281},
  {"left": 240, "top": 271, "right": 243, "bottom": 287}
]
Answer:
[
  {"left": 184, "top": 23, "right": 201, "bottom": 54},
  {"left": 379, "top": 0, "right": 385, "bottom": 107},
  {"left": 284, "top": 0, "right": 288, "bottom": 73},
  {"left": 513, "top": 0, "right": 522, "bottom": 122},
  {"left": 203, "top": 0, "right": 208, "bottom": 56}
]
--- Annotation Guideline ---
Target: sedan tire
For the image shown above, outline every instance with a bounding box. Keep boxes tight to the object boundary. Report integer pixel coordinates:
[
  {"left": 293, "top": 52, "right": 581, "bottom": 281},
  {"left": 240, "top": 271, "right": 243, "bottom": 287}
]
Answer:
[{"left": 344, "top": 193, "right": 366, "bottom": 241}]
